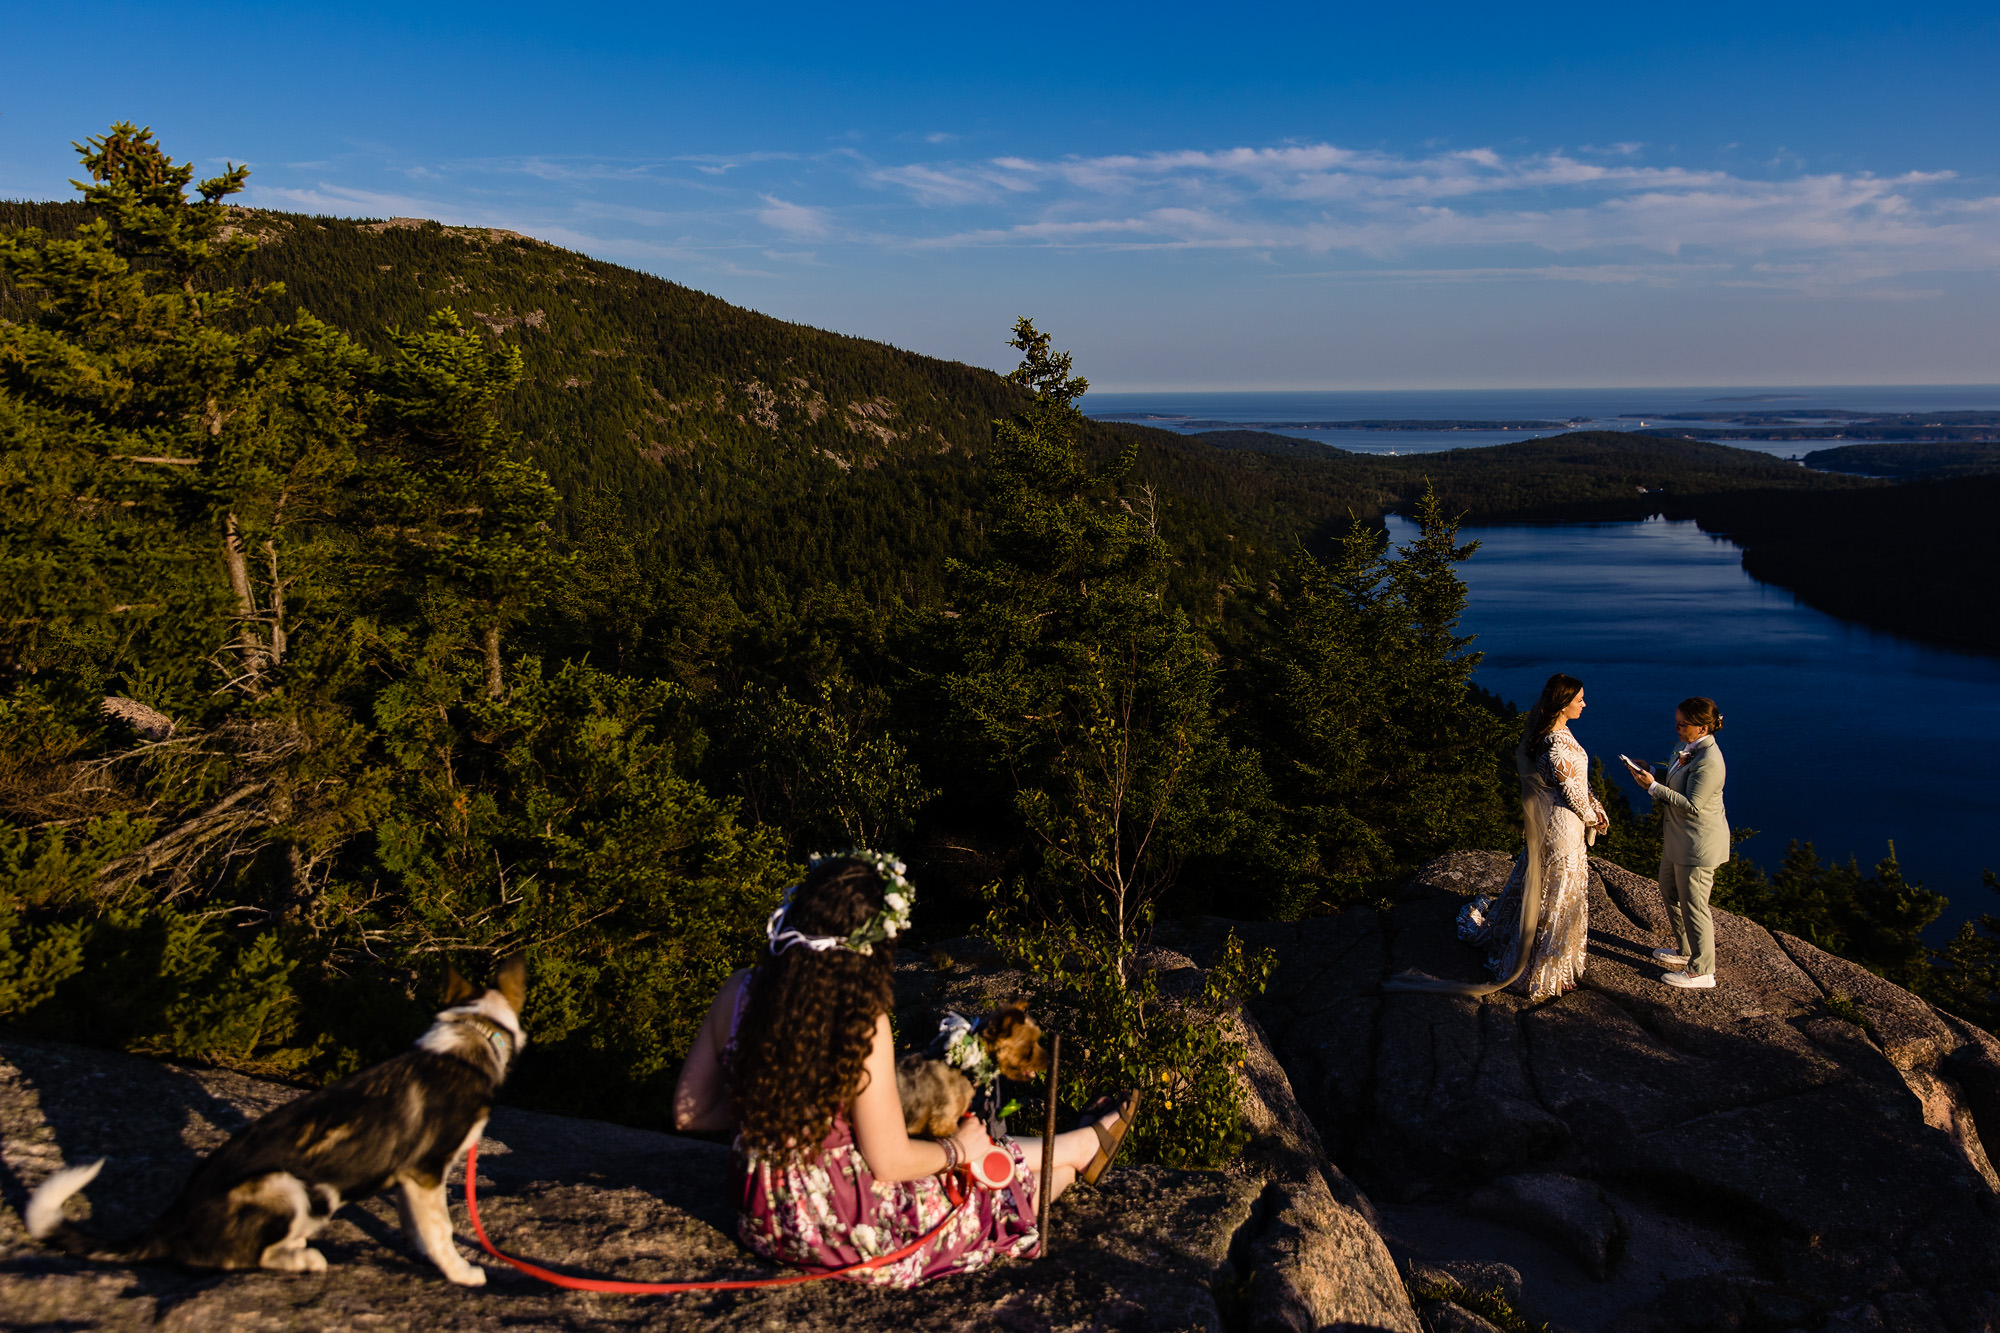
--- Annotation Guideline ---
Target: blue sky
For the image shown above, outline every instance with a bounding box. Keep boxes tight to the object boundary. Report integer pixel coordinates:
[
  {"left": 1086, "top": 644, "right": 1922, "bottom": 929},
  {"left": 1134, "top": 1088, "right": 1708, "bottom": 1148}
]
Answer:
[{"left": 3, "top": 1, "right": 1998, "bottom": 388}]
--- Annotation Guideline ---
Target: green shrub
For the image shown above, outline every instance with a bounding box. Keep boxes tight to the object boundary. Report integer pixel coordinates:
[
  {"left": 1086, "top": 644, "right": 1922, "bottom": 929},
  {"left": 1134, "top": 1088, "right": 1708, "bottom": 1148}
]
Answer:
[
  {"left": 991, "top": 908, "right": 1274, "bottom": 1169},
  {"left": 0, "top": 815, "right": 332, "bottom": 1075},
  {"left": 1823, "top": 992, "right": 1874, "bottom": 1033},
  {"left": 364, "top": 654, "right": 792, "bottom": 1123}
]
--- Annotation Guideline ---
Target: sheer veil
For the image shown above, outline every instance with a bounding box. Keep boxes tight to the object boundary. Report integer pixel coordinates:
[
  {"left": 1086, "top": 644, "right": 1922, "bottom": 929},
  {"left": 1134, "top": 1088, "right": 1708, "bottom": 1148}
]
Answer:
[{"left": 1382, "top": 742, "right": 1552, "bottom": 997}]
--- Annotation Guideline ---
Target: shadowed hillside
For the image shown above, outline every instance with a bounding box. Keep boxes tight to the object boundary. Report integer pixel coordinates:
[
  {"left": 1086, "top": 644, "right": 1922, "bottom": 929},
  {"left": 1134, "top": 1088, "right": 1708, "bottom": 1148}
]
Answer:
[
  {"left": 0, "top": 201, "right": 1883, "bottom": 632},
  {"left": 1805, "top": 440, "right": 2000, "bottom": 480}
]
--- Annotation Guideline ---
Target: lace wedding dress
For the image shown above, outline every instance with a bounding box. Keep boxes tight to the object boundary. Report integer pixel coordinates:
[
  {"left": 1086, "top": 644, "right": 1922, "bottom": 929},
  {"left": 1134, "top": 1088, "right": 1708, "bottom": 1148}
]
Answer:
[{"left": 1457, "top": 727, "right": 1604, "bottom": 1000}]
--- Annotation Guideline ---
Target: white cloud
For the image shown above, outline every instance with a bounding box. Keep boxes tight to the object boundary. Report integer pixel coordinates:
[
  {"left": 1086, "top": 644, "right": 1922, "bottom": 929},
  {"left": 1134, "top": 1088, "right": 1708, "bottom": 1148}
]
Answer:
[
  {"left": 756, "top": 194, "right": 832, "bottom": 238},
  {"left": 860, "top": 141, "right": 2000, "bottom": 288},
  {"left": 870, "top": 161, "right": 1041, "bottom": 206},
  {"left": 238, "top": 138, "right": 2000, "bottom": 299}
]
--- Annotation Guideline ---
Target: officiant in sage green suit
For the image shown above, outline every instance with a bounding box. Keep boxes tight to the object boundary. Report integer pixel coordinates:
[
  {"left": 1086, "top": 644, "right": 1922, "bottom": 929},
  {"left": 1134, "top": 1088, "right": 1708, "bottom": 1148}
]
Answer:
[{"left": 1629, "top": 697, "right": 1729, "bottom": 991}]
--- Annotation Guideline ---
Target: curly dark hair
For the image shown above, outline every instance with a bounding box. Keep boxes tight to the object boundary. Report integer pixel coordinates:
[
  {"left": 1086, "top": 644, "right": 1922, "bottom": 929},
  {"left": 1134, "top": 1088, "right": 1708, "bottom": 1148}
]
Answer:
[{"left": 727, "top": 857, "right": 897, "bottom": 1163}]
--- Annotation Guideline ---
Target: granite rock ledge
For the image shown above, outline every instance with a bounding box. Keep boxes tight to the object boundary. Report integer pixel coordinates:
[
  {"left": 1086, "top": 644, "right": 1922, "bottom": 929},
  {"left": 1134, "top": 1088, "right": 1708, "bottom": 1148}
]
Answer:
[
  {"left": 1196, "top": 851, "right": 2000, "bottom": 1333},
  {"left": 0, "top": 944, "right": 1416, "bottom": 1332}
]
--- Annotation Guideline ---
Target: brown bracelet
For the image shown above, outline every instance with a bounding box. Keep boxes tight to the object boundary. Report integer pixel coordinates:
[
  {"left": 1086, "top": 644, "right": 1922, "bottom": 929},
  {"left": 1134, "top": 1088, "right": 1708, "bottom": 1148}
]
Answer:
[{"left": 938, "top": 1137, "right": 959, "bottom": 1174}]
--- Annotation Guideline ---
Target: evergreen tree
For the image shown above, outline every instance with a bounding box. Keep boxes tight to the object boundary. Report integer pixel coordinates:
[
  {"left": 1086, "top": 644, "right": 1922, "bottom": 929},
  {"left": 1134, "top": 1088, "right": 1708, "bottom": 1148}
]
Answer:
[
  {"left": 0, "top": 124, "right": 384, "bottom": 901},
  {"left": 358, "top": 311, "right": 563, "bottom": 698},
  {"left": 1257, "top": 486, "right": 1514, "bottom": 899},
  {"left": 1712, "top": 839, "right": 1945, "bottom": 990},
  {"left": 946, "top": 319, "right": 1229, "bottom": 945},
  {"left": 0, "top": 127, "right": 788, "bottom": 1109},
  {"left": 1931, "top": 872, "right": 2000, "bottom": 1031}
]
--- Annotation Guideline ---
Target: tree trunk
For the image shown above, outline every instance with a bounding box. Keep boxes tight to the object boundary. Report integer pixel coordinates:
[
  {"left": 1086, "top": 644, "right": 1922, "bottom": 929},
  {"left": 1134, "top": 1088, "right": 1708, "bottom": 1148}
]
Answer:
[
  {"left": 222, "top": 513, "right": 266, "bottom": 686},
  {"left": 483, "top": 623, "right": 505, "bottom": 699},
  {"left": 262, "top": 538, "right": 286, "bottom": 667}
]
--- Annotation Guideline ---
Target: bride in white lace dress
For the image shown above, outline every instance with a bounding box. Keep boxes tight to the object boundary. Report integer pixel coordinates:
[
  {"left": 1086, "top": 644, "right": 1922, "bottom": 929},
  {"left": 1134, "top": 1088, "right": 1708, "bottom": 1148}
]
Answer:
[{"left": 1456, "top": 673, "right": 1609, "bottom": 1000}]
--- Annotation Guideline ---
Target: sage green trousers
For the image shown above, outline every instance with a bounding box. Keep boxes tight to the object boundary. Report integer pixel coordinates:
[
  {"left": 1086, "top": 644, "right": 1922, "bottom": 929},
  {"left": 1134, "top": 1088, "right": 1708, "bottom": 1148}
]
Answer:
[{"left": 1658, "top": 860, "right": 1717, "bottom": 977}]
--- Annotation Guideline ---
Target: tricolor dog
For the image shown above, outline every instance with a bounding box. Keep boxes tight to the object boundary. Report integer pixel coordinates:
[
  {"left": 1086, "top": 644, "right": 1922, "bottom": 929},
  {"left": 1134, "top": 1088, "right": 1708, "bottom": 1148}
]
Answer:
[{"left": 25, "top": 955, "right": 527, "bottom": 1285}]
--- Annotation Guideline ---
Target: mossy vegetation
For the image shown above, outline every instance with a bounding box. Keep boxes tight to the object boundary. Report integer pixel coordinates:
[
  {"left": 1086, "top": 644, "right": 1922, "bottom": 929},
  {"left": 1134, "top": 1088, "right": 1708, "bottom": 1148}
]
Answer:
[{"left": 1408, "top": 1275, "right": 1551, "bottom": 1333}]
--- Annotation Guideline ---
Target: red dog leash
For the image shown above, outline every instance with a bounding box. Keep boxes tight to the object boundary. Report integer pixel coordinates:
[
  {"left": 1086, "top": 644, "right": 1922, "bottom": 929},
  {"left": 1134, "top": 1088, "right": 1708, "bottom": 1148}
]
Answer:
[{"left": 461, "top": 1141, "right": 971, "bottom": 1294}]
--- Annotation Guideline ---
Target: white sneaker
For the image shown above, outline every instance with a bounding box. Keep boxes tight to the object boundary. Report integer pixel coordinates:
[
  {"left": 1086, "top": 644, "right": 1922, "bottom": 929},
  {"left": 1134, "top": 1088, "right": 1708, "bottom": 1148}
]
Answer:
[
  {"left": 1652, "top": 947, "right": 1691, "bottom": 966},
  {"left": 1662, "top": 970, "right": 1716, "bottom": 989}
]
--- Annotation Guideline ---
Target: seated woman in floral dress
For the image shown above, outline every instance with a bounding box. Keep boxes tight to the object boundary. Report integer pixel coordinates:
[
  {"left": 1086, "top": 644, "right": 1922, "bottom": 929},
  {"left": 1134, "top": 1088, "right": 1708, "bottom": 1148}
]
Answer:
[{"left": 672, "top": 851, "right": 1138, "bottom": 1287}]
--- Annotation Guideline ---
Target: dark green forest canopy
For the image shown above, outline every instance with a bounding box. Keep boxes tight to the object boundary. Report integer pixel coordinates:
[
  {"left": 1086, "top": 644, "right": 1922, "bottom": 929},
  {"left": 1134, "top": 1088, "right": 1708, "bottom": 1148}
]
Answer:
[
  {"left": 1, "top": 199, "right": 1888, "bottom": 636},
  {"left": 0, "top": 154, "right": 1523, "bottom": 1137},
  {"left": 1803, "top": 440, "right": 2000, "bottom": 479},
  {"left": 1684, "top": 475, "right": 2000, "bottom": 652},
  {"left": 12, "top": 196, "right": 1984, "bottom": 665}
]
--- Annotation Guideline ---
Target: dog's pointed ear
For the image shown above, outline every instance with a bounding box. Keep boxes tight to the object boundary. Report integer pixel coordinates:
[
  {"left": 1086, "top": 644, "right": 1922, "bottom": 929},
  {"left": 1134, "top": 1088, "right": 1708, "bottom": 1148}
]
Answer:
[
  {"left": 444, "top": 965, "right": 477, "bottom": 1006},
  {"left": 495, "top": 952, "right": 527, "bottom": 1014}
]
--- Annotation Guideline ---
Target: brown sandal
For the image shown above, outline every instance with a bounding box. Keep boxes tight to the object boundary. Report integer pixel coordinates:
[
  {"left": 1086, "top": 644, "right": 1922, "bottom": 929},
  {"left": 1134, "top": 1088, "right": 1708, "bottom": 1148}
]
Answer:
[{"left": 1078, "top": 1089, "right": 1141, "bottom": 1185}]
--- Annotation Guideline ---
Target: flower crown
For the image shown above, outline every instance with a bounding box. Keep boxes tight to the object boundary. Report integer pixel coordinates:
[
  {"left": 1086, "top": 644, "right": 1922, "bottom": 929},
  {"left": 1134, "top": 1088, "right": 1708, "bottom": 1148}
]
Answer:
[
  {"left": 936, "top": 1012, "right": 996, "bottom": 1086},
  {"left": 765, "top": 849, "right": 915, "bottom": 957}
]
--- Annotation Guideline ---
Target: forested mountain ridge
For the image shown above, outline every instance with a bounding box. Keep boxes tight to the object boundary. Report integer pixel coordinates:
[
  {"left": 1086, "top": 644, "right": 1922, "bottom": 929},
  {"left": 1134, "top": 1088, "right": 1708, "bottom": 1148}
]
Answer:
[
  {"left": 0, "top": 202, "right": 1022, "bottom": 471},
  {"left": 0, "top": 199, "right": 1876, "bottom": 627},
  {"left": 1146, "top": 427, "right": 1858, "bottom": 524},
  {"left": 1804, "top": 440, "right": 2000, "bottom": 479},
  {"left": 0, "top": 148, "right": 1529, "bottom": 1132},
  {"left": 0, "top": 200, "right": 1041, "bottom": 619}
]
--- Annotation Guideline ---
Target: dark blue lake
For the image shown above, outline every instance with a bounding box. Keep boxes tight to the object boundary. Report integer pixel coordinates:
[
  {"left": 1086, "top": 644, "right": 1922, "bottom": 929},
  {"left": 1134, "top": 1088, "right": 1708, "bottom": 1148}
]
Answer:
[{"left": 1381, "top": 514, "right": 2000, "bottom": 940}]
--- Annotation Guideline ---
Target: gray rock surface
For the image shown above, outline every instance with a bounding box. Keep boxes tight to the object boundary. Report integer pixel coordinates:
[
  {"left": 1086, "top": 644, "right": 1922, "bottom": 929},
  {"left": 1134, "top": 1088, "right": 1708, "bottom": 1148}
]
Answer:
[
  {"left": 0, "top": 943, "right": 1418, "bottom": 1332},
  {"left": 1182, "top": 852, "right": 2000, "bottom": 1333},
  {"left": 15, "top": 849, "right": 1998, "bottom": 1332},
  {"left": 1464, "top": 1173, "right": 1622, "bottom": 1280}
]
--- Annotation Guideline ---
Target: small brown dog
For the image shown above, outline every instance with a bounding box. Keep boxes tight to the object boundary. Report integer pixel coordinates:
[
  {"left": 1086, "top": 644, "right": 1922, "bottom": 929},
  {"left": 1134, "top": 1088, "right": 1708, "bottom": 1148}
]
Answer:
[{"left": 896, "top": 1003, "right": 1048, "bottom": 1138}]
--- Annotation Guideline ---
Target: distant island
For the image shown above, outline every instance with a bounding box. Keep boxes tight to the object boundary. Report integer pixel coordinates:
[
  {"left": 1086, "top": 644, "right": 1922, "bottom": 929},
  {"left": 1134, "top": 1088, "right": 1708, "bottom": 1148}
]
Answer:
[
  {"left": 1089, "top": 414, "right": 1579, "bottom": 431},
  {"left": 1801, "top": 440, "right": 2000, "bottom": 479},
  {"left": 1629, "top": 408, "right": 2000, "bottom": 443}
]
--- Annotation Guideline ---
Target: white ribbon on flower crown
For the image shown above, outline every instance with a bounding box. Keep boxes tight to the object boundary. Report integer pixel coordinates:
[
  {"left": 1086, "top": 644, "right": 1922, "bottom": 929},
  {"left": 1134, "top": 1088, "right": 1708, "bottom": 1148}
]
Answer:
[
  {"left": 765, "top": 903, "right": 850, "bottom": 956},
  {"left": 764, "top": 848, "right": 915, "bottom": 957}
]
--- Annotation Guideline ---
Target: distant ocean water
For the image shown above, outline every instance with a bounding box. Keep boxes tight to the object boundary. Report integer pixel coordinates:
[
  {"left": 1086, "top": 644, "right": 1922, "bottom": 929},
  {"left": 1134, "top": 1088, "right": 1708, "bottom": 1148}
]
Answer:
[{"left": 1082, "top": 385, "right": 2000, "bottom": 457}]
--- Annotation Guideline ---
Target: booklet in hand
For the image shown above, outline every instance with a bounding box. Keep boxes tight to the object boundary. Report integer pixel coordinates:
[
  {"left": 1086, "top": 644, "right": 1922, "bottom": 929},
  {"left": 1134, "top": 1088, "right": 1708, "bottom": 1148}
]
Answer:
[{"left": 1618, "top": 754, "right": 1649, "bottom": 775}]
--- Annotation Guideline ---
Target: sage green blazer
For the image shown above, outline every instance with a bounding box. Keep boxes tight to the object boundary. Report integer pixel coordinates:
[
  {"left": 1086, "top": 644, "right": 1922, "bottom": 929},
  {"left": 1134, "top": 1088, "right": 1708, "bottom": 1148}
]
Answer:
[{"left": 1650, "top": 737, "right": 1729, "bottom": 868}]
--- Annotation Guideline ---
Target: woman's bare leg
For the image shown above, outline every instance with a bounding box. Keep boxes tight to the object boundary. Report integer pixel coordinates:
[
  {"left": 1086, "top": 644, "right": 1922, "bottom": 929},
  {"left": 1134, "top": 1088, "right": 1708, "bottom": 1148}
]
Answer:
[{"left": 1012, "top": 1105, "right": 1124, "bottom": 1212}]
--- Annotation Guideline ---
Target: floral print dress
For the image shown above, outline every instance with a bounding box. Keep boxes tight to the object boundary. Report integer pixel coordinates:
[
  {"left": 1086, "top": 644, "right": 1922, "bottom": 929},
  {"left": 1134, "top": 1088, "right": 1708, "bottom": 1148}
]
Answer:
[
  {"left": 731, "top": 1117, "right": 1040, "bottom": 1286},
  {"left": 1457, "top": 727, "right": 1604, "bottom": 1000},
  {"left": 724, "top": 977, "right": 1040, "bottom": 1287}
]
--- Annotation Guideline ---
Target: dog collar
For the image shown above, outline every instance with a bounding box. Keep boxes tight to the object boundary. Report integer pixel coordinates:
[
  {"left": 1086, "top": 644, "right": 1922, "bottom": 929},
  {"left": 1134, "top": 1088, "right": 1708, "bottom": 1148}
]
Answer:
[{"left": 468, "top": 1018, "right": 514, "bottom": 1061}]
